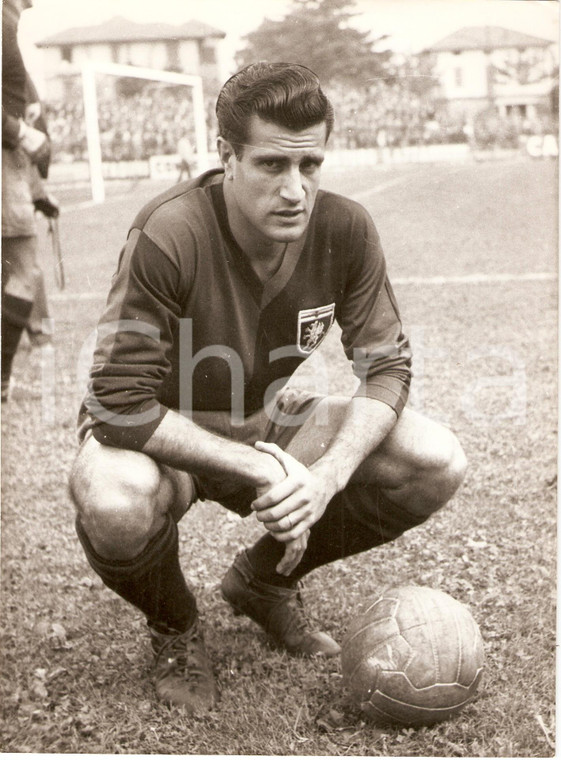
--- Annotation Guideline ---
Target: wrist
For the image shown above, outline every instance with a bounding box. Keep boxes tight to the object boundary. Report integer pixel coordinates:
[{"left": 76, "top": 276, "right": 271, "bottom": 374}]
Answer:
[{"left": 310, "top": 458, "right": 346, "bottom": 497}]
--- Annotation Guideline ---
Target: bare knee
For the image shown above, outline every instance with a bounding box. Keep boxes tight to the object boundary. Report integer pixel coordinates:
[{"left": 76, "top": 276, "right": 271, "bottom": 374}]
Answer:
[
  {"left": 436, "top": 431, "right": 467, "bottom": 496},
  {"left": 69, "top": 439, "right": 171, "bottom": 559},
  {"left": 414, "top": 428, "right": 467, "bottom": 514},
  {"left": 369, "top": 411, "right": 468, "bottom": 517}
]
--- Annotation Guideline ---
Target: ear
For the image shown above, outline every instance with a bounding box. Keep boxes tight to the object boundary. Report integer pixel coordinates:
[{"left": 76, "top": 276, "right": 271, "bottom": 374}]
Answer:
[{"left": 217, "top": 136, "right": 236, "bottom": 179}]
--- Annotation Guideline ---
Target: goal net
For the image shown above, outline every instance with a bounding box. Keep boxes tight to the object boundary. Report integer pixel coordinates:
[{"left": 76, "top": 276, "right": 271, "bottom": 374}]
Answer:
[{"left": 81, "top": 61, "right": 210, "bottom": 202}]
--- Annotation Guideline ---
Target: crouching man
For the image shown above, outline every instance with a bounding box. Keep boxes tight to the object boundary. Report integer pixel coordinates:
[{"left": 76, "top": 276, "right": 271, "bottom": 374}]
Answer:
[{"left": 69, "top": 62, "right": 467, "bottom": 714}]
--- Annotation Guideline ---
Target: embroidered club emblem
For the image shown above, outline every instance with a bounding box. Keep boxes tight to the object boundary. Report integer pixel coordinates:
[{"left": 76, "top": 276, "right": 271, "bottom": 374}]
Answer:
[{"left": 297, "top": 303, "right": 335, "bottom": 355}]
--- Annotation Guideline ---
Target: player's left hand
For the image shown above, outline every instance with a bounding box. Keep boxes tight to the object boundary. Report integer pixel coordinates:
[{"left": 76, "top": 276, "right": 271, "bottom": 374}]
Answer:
[
  {"left": 276, "top": 530, "right": 310, "bottom": 576},
  {"left": 251, "top": 440, "right": 335, "bottom": 542}
]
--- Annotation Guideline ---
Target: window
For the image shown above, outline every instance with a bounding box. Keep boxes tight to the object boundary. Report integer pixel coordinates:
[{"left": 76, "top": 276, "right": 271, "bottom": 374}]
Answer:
[
  {"left": 61, "top": 45, "right": 72, "bottom": 63},
  {"left": 200, "top": 44, "right": 216, "bottom": 64},
  {"left": 166, "top": 40, "right": 180, "bottom": 71}
]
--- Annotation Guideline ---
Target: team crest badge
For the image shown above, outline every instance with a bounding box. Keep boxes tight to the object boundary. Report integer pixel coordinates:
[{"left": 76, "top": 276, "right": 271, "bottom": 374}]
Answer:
[{"left": 296, "top": 303, "right": 335, "bottom": 355}]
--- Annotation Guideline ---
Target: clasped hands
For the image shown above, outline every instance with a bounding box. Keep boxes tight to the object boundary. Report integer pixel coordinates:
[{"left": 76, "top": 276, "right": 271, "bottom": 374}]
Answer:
[{"left": 252, "top": 441, "right": 335, "bottom": 577}]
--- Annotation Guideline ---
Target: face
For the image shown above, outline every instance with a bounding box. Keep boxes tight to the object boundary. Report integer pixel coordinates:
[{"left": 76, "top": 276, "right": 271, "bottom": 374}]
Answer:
[{"left": 219, "top": 115, "right": 327, "bottom": 251}]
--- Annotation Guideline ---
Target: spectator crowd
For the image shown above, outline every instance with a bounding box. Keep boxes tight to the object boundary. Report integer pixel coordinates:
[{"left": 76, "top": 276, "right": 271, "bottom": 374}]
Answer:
[
  {"left": 44, "top": 74, "right": 556, "bottom": 164},
  {"left": 45, "top": 83, "right": 208, "bottom": 163}
]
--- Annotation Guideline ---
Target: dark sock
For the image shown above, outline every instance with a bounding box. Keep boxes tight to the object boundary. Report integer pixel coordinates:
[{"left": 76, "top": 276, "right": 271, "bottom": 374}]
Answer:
[
  {"left": 245, "top": 485, "right": 429, "bottom": 586},
  {"left": 75, "top": 514, "right": 198, "bottom": 634},
  {"left": 244, "top": 536, "right": 293, "bottom": 587},
  {"left": 1, "top": 294, "right": 33, "bottom": 385}
]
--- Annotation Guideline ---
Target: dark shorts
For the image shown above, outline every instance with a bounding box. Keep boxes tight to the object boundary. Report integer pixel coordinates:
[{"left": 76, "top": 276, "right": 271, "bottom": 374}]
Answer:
[
  {"left": 192, "top": 389, "right": 431, "bottom": 554},
  {"left": 192, "top": 389, "right": 432, "bottom": 571},
  {"left": 192, "top": 387, "right": 324, "bottom": 517}
]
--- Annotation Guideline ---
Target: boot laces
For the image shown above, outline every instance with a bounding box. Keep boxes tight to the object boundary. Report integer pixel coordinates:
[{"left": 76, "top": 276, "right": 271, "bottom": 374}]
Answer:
[
  {"left": 281, "top": 589, "right": 310, "bottom": 636},
  {"left": 154, "top": 627, "right": 207, "bottom": 682}
]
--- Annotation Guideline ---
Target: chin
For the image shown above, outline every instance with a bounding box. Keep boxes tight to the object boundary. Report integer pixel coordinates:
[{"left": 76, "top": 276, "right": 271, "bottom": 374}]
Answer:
[
  {"left": 269, "top": 223, "right": 308, "bottom": 242},
  {"left": 277, "top": 231, "right": 304, "bottom": 243}
]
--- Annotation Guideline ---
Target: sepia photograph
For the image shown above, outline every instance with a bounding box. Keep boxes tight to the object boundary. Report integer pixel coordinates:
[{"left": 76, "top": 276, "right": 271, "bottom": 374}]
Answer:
[{"left": 1, "top": 0, "right": 558, "bottom": 755}]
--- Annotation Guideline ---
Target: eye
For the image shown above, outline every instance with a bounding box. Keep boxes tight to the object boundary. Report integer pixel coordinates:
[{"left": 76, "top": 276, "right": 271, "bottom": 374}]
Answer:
[
  {"left": 300, "top": 158, "right": 323, "bottom": 174},
  {"left": 260, "top": 159, "right": 283, "bottom": 171}
]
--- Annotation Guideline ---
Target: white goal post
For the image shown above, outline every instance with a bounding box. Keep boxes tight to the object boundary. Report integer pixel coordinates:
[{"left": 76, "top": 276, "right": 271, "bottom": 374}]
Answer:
[{"left": 81, "top": 61, "right": 209, "bottom": 203}]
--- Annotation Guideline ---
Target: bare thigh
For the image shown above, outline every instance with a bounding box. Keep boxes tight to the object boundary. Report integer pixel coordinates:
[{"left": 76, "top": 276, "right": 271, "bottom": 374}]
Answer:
[{"left": 283, "top": 397, "right": 467, "bottom": 515}]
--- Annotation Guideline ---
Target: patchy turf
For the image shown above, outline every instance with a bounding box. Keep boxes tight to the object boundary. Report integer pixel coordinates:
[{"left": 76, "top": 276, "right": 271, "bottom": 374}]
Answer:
[{"left": 0, "top": 156, "right": 557, "bottom": 755}]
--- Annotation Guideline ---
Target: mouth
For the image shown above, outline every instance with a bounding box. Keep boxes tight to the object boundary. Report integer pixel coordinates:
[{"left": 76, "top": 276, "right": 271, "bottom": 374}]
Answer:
[{"left": 274, "top": 209, "right": 305, "bottom": 218}]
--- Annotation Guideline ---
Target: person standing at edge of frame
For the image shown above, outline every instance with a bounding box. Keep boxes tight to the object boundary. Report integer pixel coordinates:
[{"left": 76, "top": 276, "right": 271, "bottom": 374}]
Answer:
[{"left": 2, "top": 0, "right": 59, "bottom": 401}]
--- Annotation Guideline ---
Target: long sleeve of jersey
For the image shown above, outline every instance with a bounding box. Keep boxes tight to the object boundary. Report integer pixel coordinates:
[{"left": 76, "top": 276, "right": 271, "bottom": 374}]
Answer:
[
  {"left": 335, "top": 200, "right": 411, "bottom": 414},
  {"left": 84, "top": 225, "right": 192, "bottom": 449}
]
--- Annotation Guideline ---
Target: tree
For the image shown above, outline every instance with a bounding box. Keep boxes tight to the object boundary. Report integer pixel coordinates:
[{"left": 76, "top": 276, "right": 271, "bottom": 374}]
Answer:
[{"left": 235, "top": 0, "right": 392, "bottom": 86}]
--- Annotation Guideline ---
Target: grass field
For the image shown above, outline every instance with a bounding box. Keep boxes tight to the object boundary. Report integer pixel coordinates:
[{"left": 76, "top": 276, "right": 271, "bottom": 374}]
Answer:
[{"left": 0, "top": 155, "right": 557, "bottom": 756}]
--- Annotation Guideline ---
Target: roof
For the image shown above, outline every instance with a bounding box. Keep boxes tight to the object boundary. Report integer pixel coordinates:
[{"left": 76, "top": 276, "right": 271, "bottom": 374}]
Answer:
[
  {"left": 426, "top": 26, "right": 554, "bottom": 53},
  {"left": 36, "top": 16, "right": 226, "bottom": 48}
]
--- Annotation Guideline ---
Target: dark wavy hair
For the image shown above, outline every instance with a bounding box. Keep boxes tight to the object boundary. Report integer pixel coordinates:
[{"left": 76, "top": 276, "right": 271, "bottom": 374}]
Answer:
[{"left": 216, "top": 62, "right": 334, "bottom": 155}]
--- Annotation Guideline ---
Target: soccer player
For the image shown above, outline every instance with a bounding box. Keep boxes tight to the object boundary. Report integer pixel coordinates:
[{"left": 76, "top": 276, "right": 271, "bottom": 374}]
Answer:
[{"left": 69, "top": 62, "right": 467, "bottom": 714}]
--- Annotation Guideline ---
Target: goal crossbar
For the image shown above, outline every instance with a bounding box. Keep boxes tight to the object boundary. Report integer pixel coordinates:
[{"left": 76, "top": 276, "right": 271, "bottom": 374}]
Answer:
[{"left": 81, "top": 61, "right": 209, "bottom": 202}]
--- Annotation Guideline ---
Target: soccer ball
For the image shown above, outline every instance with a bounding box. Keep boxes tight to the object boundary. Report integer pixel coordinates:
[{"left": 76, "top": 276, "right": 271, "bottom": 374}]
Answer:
[{"left": 341, "top": 585, "right": 485, "bottom": 726}]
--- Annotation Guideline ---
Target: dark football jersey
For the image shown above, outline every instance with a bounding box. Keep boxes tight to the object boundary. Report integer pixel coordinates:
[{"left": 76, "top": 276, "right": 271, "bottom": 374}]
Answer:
[{"left": 82, "top": 169, "right": 411, "bottom": 450}]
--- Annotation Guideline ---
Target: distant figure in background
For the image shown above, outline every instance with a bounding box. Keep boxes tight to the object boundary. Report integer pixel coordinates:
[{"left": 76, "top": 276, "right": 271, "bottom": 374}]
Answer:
[
  {"left": 2, "top": 0, "right": 59, "bottom": 400},
  {"left": 176, "top": 134, "right": 195, "bottom": 182},
  {"left": 23, "top": 81, "right": 58, "bottom": 347},
  {"left": 375, "top": 127, "right": 387, "bottom": 163}
]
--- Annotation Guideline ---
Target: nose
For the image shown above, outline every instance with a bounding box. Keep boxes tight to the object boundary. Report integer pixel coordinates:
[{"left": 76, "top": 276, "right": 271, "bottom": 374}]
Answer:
[{"left": 280, "top": 167, "right": 305, "bottom": 204}]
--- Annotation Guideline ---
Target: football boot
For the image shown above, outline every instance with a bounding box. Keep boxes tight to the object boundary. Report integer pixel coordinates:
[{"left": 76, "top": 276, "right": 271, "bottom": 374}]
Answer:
[
  {"left": 150, "top": 622, "right": 218, "bottom": 714},
  {"left": 221, "top": 550, "right": 340, "bottom": 657}
]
